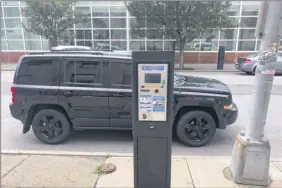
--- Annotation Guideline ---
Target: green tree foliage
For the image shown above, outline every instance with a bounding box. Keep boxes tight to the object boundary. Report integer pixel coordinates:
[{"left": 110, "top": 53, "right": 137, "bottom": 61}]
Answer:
[
  {"left": 22, "top": 0, "right": 87, "bottom": 49},
  {"left": 126, "top": 1, "right": 233, "bottom": 68}
]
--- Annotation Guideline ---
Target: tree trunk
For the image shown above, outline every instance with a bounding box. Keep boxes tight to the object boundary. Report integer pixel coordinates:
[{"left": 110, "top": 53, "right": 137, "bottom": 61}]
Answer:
[
  {"left": 179, "top": 40, "right": 185, "bottom": 70},
  {"left": 48, "top": 38, "right": 59, "bottom": 50}
]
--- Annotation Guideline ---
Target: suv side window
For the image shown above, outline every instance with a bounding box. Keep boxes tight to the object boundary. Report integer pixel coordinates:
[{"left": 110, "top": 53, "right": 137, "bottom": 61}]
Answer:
[
  {"left": 17, "top": 58, "right": 58, "bottom": 86},
  {"left": 64, "top": 60, "right": 103, "bottom": 85},
  {"left": 109, "top": 61, "right": 132, "bottom": 87}
]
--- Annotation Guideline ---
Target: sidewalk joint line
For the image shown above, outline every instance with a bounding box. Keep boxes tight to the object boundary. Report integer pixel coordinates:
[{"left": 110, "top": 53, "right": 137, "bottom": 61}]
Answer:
[
  {"left": 1, "top": 154, "right": 31, "bottom": 179},
  {"left": 272, "top": 161, "right": 282, "bottom": 172},
  {"left": 185, "top": 158, "right": 195, "bottom": 188}
]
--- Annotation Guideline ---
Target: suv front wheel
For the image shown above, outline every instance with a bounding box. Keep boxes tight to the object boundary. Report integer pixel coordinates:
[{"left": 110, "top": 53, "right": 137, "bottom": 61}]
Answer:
[
  {"left": 176, "top": 111, "right": 216, "bottom": 147},
  {"left": 32, "top": 109, "right": 71, "bottom": 144}
]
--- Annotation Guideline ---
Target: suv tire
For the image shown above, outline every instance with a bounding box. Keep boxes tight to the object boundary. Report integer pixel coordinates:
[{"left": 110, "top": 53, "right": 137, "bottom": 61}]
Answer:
[
  {"left": 32, "top": 109, "right": 71, "bottom": 144},
  {"left": 176, "top": 111, "right": 216, "bottom": 147}
]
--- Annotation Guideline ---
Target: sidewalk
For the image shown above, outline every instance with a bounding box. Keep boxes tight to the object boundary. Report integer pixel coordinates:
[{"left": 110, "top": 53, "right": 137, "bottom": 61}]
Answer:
[
  {"left": 1, "top": 153, "right": 282, "bottom": 188},
  {"left": 1, "top": 63, "right": 237, "bottom": 72}
]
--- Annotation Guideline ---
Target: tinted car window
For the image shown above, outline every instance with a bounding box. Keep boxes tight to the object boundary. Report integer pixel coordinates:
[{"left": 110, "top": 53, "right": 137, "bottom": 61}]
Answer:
[
  {"left": 17, "top": 58, "right": 57, "bottom": 86},
  {"left": 64, "top": 60, "right": 103, "bottom": 85},
  {"left": 110, "top": 61, "right": 132, "bottom": 86}
]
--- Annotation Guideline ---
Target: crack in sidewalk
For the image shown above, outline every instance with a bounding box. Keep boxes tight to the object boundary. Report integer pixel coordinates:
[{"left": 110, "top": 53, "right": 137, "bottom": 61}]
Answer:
[
  {"left": 185, "top": 158, "right": 195, "bottom": 188},
  {"left": 1, "top": 155, "right": 31, "bottom": 179}
]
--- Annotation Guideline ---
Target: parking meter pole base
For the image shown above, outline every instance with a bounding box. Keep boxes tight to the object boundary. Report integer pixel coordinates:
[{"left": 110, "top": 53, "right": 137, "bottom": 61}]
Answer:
[
  {"left": 229, "top": 133, "right": 271, "bottom": 186},
  {"left": 132, "top": 51, "right": 175, "bottom": 188}
]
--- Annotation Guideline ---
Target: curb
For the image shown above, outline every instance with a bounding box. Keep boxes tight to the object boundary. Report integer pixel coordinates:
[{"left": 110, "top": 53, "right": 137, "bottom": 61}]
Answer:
[
  {"left": 0, "top": 150, "right": 229, "bottom": 159},
  {"left": 1, "top": 69, "right": 239, "bottom": 72},
  {"left": 2, "top": 150, "right": 282, "bottom": 162}
]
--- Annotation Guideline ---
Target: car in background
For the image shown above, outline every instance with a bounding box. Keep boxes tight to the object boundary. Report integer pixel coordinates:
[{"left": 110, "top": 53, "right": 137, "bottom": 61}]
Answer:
[
  {"left": 235, "top": 52, "right": 282, "bottom": 75},
  {"left": 190, "top": 42, "right": 217, "bottom": 51}
]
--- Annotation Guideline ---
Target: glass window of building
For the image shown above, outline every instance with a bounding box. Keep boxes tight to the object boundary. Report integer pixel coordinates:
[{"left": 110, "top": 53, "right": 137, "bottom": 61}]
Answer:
[
  {"left": 110, "top": 6, "right": 127, "bottom": 17},
  {"left": 130, "top": 41, "right": 145, "bottom": 51},
  {"left": 93, "top": 18, "right": 109, "bottom": 28},
  {"left": 77, "top": 40, "right": 92, "bottom": 47},
  {"left": 4, "top": 7, "right": 20, "bottom": 17},
  {"left": 110, "top": 18, "right": 126, "bottom": 28},
  {"left": 4, "top": 18, "right": 21, "bottom": 28},
  {"left": 42, "top": 40, "right": 49, "bottom": 50},
  {"left": 111, "top": 40, "right": 126, "bottom": 50},
  {"left": 220, "top": 29, "right": 238, "bottom": 40},
  {"left": 24, "top": 30, "right": 41, "bottom": 40},
  {"left": 3, "top": 1, "right": 19, "bottom": 6},
  {"left": 93, "top": 30, "right": 109, "bottom": 40},
  {"left": 25, "top": 40, "right": 42, "bottom": 50},
  {"left": 164, "top": 41, "right": 176, "bottom": 51},
  {"left": 129, "top": 18, "right": 146, "bottom": 28},
  {"left": 93, "top": 41, "right": 110, "bottom": 50},
  {"left": 7, "top": 40, "right": 24, "bottom": 50},
  {"left": 75, "top": 1, "right": 91, "bottom": 6},
  {"left": 92, "top": 6, "right": 109, "bottom": 17},
  {"left": 240, "top": 17, "right": 258, "bottom": 28},
  {"left": 92, "top": 1, "right": 110, "bottom": 6},
  {"left": 239, "top": 29, "right": 256, "bottom": 40},
  {"left": 130, "top": 29, "right": 145, "bottom": 39},
  {"left": 147, "top": 41, "right": 163, "bottom": 51},
  {"left": 1, "top": 19, "right": 4, "bottom": 30},
  {"left": 146, "top": 29, "right": 164, "bottom": 40},
  {"left": 1, "top": 40, "right": 8, "bottom": 50},
  {"left": 110, "top": 29, "right": 126, "bottom": 39},
  {"left": 75, "top": 6, "right": 91, "bottom": 16},
  {"left": 228, "top": 4, "right": 240, "bottom": 16},
  {"left": 76, "top": 18, "right": 92, "bottom": 28},
  {"left": 76, "top": 30, "right": 92, "bottom": 40},
  {"left": 242, "top": 1, "right": 260, "bottom": 16},
  {"left": 238, "top": 41, "right": 256, "bottom": 51},
  {"left": 219, "top": 41, "right": 236, "bottom": 51},
  {"left": 6, "top": 29, "right": 23, "bottom": 39}
]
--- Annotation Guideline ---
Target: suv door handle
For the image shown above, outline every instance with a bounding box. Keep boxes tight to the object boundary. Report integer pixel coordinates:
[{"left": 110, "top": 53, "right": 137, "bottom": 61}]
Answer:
[
  {"left": 113, "top": 93, "right": 124, "bottom": 97},
  {"left": 65, "top": 91, "right": 75, "bottom": 97}
]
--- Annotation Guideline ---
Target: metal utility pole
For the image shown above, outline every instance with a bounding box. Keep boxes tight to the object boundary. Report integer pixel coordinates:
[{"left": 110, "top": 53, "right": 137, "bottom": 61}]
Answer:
[{"left": 229, "top": 0, "right": 282, "bottom": 186}]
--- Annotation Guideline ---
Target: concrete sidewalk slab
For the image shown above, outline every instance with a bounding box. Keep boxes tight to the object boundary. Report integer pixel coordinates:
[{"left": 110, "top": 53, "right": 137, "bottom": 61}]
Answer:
[
  {"left": 273, "top": 162, "right": 282, "bottom": 171},
  {"left": 1, "top": 155, "right": 105, "bottom": 188},
  {"left": 95, "top": 157, "right": 194, "bottom": 188},
  {"left": 187, "top": 158, "right": 233, "bottom": 188},
  {"left": 1, "top": 154, "right": 29, "bottom": 177}
]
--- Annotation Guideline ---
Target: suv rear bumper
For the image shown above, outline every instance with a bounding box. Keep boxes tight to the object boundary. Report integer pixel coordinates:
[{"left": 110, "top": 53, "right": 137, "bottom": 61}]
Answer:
[{"left": 9, "top": 103, "right": 22, "bottom": 121}]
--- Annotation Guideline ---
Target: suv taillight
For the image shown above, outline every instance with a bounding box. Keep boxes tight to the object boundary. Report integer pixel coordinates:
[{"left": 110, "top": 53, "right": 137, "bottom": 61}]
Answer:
[
  {"left": 10, "top": 86, "right": 16, "bottom": 104},
  {"left": 243, "top": 58, "right": 251, "bottom": 63}
]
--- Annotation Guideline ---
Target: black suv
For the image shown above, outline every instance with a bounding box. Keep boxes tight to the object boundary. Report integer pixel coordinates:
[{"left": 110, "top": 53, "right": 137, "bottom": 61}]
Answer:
[{"left": 10, "top": 53, "right": 238, "bottom": 147}]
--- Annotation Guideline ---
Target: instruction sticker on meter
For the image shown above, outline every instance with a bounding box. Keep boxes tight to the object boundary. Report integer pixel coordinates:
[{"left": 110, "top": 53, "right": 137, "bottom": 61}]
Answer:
[
  {"left": 152, "top": 96, "right": 166, "bottom": 112},
  {"left": 140, "top": 95, "right": 152, "bottom": 112},
  {"left": 138, "top": 63, "right": 168, "bottom": 121}
]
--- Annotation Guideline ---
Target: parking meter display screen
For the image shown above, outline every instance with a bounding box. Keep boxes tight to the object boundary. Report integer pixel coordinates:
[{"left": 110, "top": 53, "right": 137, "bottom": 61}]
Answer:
[{"left": 145, "top": 73, "right": 161, "bottom": 83}]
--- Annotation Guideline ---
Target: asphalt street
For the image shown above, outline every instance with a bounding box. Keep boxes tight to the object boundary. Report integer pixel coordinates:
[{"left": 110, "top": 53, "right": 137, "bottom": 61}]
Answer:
[{"left": 1, "top": 71, "right": 282, "bottom": 160}]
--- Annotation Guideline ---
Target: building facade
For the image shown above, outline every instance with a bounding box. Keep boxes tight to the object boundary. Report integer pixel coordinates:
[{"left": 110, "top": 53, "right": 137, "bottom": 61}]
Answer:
[{"left": 0, "top": 1, "right": 275, "bottom": 63}]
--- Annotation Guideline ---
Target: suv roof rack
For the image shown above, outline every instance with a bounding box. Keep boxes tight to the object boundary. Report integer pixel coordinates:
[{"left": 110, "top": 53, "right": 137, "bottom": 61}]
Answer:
[{"left": 29, "top": 51, "right": 103, "bottom": 55}]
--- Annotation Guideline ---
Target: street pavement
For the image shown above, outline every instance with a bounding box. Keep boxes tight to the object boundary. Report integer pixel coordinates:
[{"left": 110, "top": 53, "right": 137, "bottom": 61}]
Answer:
[
  {"left": 1, "top": 71, "right": 282, "bottom": 160},
  {"left": 1, "top": 154, "right": 282, "bottom": 188}
]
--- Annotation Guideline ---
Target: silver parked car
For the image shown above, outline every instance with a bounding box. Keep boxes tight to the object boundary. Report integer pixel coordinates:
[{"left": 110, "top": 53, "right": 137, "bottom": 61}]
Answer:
[{"left": 235, "top": 52, "right": 282, "bottom": 75}]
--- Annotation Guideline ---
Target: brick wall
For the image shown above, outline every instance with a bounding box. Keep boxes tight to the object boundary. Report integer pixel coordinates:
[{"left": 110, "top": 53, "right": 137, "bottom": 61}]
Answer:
[{"left": 1, "top": 51, "right": 252, "bottom": 64}]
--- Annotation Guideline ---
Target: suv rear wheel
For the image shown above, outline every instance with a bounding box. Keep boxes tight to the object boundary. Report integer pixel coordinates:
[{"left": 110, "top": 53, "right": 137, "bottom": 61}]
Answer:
[
  {"left": 176, "top": 111, "right": 216, "bottom": 147},
  {"left": 32, "top": 109, "right": 71, "bottom": 144}
]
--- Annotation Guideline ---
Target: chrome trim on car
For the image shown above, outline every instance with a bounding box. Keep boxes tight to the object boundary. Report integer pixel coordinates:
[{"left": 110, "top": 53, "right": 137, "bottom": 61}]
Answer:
[{"left": 13, "top": 84, "right": 228, "bottom": 97}]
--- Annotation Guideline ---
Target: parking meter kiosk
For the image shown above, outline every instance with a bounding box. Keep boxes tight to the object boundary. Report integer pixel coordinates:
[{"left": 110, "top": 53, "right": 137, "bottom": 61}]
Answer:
[{"left": 132, "top": 51, "right": 175, "bottom": 188}]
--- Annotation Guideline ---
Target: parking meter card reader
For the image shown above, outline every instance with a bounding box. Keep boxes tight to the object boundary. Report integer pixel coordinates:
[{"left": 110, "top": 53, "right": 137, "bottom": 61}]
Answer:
[{"left": 138, "top": 64, "right": 168, "bottom": 121}]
